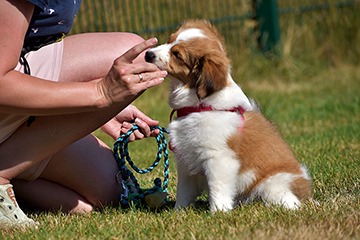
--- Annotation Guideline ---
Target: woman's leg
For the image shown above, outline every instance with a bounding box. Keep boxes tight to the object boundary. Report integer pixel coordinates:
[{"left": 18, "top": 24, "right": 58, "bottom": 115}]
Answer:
[
  {"left": 13, "top": 134, "right": 119, "bottom": 213},
  {"left": 12, "top": 179, "right": 94, "bottom": 214}
]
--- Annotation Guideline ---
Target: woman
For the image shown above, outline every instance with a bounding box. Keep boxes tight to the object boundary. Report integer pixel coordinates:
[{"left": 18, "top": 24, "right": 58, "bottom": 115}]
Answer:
[{"left": 0, "top": 0, "right": 167, "bottom": 228}]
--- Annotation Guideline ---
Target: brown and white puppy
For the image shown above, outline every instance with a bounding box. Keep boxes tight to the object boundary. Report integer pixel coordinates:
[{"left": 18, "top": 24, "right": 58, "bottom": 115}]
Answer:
[{"left": 145, "top": 20, "right": 312, "bottom": 212}]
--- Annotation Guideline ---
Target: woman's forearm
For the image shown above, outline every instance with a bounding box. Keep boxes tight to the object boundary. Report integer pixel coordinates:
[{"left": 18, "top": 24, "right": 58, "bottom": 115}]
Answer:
[{"left": 0, "top": 70, "right": 106, "bottom": 115}]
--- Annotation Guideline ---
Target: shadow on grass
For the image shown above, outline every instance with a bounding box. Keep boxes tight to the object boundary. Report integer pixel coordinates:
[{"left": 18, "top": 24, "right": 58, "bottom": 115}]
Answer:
[{"left": 114, "top": 198, "right": 211, "bottom": 214}]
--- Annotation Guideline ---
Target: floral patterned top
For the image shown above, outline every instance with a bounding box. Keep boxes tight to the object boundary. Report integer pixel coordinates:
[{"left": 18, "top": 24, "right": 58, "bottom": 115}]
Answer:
[{"left": 23, "top": 0, "right": 82, "bottom": 54}]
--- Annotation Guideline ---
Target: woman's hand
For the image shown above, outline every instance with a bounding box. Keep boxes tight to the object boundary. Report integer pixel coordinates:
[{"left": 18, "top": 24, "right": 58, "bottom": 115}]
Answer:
[
  {"left": 101, "top": 105, "right": 160, "bottom": 141},
  {"left": 97, "top": 38, "right": 167, "bottom": 107}
]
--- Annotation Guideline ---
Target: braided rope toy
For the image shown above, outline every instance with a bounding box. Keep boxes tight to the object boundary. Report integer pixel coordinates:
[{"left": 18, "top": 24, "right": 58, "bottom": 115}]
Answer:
[{"left": 113, "top": 124, "right": 170, "bottom": 208}]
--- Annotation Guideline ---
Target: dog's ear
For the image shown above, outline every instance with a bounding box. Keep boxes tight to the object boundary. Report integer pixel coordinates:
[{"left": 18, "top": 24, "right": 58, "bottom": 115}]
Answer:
[{"left": 192, "top": 50, "right": 229, "bottom": 100}]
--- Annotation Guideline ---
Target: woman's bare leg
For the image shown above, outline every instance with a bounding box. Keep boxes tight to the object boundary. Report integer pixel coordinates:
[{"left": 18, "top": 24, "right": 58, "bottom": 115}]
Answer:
[
  {"left": 13, "top": 135, "right": 118, "bottom": 213},
  {"left": 12, "top": 179, "right": 94, "bottom": 213}
]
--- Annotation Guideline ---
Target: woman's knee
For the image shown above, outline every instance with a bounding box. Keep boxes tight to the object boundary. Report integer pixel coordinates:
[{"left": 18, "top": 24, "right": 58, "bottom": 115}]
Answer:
[
  {"left": 61, "top": 32, "right": 146, "bottom": 82},
  {"left": 120, "top": 32, "right": 147, "bottom": 62},
  {"left": 94, "top": 32, "right": 146, "bottom": 63},
  {"left": 119, "top": 32, "right": 145, "bottom": 45}
]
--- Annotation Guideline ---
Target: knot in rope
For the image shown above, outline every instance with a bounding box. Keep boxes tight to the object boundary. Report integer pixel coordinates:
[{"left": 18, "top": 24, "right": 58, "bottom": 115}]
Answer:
[{"left": 113, "top": 124, "right": 170, "bottom": 208}]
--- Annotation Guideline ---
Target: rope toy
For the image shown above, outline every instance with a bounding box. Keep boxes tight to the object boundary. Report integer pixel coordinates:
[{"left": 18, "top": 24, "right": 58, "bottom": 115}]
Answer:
[{"left": 113, "top": 124, "right": 170, "bottom": 208}]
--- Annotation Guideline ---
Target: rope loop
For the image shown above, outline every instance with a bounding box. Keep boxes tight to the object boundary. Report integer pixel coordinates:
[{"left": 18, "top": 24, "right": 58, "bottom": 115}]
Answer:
[{"left": 113, "top": 124, "right": 170, "bottom": 208}]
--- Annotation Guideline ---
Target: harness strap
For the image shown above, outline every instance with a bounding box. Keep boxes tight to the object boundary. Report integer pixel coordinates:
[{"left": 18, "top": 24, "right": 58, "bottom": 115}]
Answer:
[
  {"left": 19, "top": 52, "right": 31, "bottom": 75},
  {"left": 169, "top": 104, "right": 246, "bottom": 152},
  {"left": 170, "top": 103, "right": 245, "bottom": 120},
  {"left": 19, "top": 52, "right": 36, "bottom": 126}
]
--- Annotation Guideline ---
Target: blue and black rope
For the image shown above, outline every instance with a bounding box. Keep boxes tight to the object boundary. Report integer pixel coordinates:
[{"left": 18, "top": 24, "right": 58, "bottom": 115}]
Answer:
[{"left": 113, "top": 124, "right": 170, "bottom": 207}]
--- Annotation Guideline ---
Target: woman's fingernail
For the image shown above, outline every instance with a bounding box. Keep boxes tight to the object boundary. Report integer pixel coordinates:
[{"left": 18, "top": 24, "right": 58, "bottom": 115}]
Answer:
[
  {"left": 150, "top": 38, "right": 158, "bottom": 44},
  {"left": 135, "top": 118, "right": 143, "bottom": 124}
]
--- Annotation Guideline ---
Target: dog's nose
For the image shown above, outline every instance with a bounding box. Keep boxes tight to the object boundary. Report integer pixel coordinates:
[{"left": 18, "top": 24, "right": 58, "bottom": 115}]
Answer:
[{"left": 145, "top": 50, "right": 156, "bottom": 63}]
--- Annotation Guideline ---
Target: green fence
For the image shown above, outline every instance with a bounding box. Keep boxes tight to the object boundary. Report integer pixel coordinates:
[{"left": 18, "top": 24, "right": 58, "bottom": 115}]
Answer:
[
  {"left": 71, "top": 0, "right": 253, "bottom": 49},
  {"left": 70, "top": 0, "right": 358, "bottom": 55}
]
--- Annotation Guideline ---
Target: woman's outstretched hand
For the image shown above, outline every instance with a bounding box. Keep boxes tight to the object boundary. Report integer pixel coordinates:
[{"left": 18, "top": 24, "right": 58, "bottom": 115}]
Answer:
[{"left": 97, "top": 38, "right": 167, "bottom": 107}]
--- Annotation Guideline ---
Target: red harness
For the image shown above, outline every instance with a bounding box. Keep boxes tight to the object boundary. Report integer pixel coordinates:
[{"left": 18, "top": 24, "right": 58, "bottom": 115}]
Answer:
[
  {"left": 169, "top": 103, "right": 245, "bottom": 152},
  {"left": 170, "top": 103, "right": 245, "bottom": 120}
]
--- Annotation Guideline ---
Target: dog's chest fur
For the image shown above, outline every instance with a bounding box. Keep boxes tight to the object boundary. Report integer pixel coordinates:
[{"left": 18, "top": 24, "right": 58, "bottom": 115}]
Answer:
[
  {"left": 169, "top": 110, "right": 243, "bottom": 175},
  {"left": 168, "top": 80, "right": 250, "bottom": 176}
]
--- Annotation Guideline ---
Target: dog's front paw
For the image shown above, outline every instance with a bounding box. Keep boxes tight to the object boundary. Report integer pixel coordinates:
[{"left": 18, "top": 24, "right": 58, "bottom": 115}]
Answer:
[
  {"left": 209, "top": 195, "right": 235, "bottom": 213},
  {"left": 210, "top": 202, "right": 234, "bottom": 213}
]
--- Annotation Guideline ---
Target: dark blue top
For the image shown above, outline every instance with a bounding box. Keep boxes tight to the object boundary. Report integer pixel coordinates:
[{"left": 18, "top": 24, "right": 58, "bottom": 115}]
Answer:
[{"left": 23, "top": 0, "right": 82, "bottom": 53}]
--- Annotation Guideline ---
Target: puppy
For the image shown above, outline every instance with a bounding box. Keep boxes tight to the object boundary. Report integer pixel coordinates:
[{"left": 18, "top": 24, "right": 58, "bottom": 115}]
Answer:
[{"left": 145, "top": 20, "right": 312, "bottom": 212}]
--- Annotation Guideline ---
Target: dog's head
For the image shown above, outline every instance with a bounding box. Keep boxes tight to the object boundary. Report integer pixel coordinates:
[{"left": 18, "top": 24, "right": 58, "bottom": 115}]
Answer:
[{"left": 145, "top": 20, "right": 230, "bottom": 99}]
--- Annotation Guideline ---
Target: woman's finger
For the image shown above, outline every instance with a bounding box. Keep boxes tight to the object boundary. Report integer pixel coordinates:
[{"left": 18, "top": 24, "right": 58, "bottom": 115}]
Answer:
[
  {"left": 119, "top": 38, "right": 158, "bottom": 63},
  {"left": 134, "top": 118, "right": 151, "bottom": 137}
]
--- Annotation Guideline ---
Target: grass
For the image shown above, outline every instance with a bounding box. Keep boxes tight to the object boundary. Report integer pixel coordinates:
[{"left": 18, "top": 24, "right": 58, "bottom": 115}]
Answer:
[{"left": 2, "top": 2, "right": 360, "bottom": 239}]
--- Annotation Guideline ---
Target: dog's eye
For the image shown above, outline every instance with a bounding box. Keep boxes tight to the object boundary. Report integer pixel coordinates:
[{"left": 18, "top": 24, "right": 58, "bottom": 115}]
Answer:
[{"left": 172, "top": 51, "right": 182, "bottom": 60}]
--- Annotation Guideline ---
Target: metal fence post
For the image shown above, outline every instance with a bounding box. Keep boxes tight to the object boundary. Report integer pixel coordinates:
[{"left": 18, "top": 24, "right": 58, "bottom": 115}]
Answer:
[{"left": 253, "top": 0, "right": 281, "bottom": 55}]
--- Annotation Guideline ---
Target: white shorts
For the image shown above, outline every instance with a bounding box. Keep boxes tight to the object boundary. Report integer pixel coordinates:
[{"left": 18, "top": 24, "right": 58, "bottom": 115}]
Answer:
[{"left": 0, "top": 41, "right": 64, "bottom": 181}]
